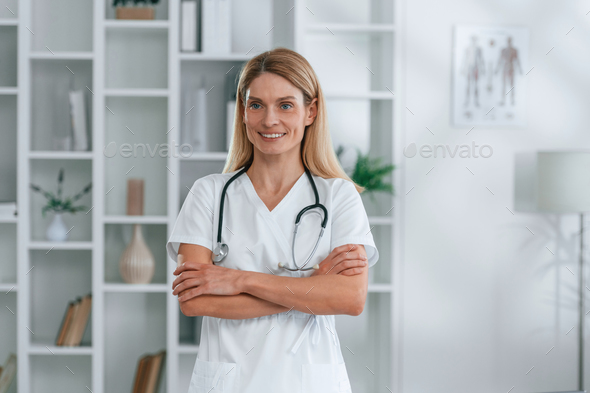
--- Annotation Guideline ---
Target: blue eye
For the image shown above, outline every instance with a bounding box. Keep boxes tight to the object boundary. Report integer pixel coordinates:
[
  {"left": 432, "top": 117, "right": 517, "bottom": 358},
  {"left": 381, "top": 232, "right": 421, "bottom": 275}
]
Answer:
[
  {"left": 250, "top": 103, "right": 261, "bottom": 109},
  {"left": 281, "top": 104, "right": 292, "bottom": 110}
]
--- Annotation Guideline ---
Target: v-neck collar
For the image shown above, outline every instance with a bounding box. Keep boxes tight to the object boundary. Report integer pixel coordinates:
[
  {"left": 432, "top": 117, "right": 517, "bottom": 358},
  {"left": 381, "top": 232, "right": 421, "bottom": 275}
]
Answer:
[{"left": 242, "top": 170, "right": 307, "bottom": 216}]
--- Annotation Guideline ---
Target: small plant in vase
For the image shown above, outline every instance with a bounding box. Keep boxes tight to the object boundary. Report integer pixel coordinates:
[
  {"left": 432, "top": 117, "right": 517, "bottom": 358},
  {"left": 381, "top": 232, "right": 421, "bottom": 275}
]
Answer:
[
  {"left": 113, "top": 0, "right": 160, "bottom": 20},
  {"left": 30, "top": 168, "right": 92, "bottom": 242}
]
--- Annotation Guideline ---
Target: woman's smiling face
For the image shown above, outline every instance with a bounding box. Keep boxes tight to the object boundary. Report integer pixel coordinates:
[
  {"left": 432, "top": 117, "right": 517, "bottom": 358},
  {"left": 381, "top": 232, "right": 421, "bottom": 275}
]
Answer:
[{"left": 242, "top": 72, "right": 317, "bottom": 157}]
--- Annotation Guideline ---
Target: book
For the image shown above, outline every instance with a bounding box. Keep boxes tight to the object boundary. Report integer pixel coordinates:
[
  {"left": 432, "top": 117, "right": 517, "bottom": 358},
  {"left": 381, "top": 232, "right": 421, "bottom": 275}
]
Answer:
[
  {"left": 55, "top": 301, "right": 75, "bottom": 346},
  {"left": 132, "top": 350, "right": 166, "bottom": 393},
  {"left": 67, "top": 294, "right": 92, "bottom": 346},
  {"left": 56, "top": 294, "right": 92, "bottom": 346},
  {"left": 181, "top": 1, "right": 197, "bottom": 52},
  {"left": 69, "top": 89, "right": 88, "bottom": 151},
  {"left": 202, "top": 0, "right": 231, "bottom": 53},
  {"left": 0, "top": 353, "right": 16, "bottom": 393},
  {"left": 144, "top": 350, "right": 166, "bottom": 393},
  {"left": 132, "top": 355, "right": 151, "bottom": 393}
]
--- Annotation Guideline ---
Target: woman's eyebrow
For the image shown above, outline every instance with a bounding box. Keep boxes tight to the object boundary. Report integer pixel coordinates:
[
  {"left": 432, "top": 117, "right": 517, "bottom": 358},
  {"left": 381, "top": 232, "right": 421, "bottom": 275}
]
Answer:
[{"left": 247, "top": 96, "right": 297, "bottom": 102}]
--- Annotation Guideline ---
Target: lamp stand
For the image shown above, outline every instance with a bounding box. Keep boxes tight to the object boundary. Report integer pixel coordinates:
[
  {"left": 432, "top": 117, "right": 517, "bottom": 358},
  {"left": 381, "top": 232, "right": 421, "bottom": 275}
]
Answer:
[{"left": 579, "top": 212, "right": 585, "bottom": 391}]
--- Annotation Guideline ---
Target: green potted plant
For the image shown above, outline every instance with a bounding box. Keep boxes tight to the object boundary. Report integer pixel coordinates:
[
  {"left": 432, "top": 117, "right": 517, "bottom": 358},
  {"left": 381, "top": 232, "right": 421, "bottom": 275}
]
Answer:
[
  {"left": 336, "top": 145, "right": 396, "bottom": 202},
  {"left": 30, "top": 168, "right": 92, "bottom": 242},
  {"left": 113, "top": 0, "right": 160, "bottom": 20}
]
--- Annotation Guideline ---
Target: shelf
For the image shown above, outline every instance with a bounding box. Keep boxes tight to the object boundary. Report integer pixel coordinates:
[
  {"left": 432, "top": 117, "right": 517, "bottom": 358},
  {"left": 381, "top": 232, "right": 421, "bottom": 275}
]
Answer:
[
  {"left": 29, "top": 151, "right": 93, "bottom": 160},
  {"left": 29, "top": 249, "right": 92, "bottom": 351},
  {"left": 104, "top": 88, "right": 169, "bottom": 97},
  {"left": 0, "top": 87, "right": 17, "bottom": 95},
  {"left": 180, "top": 152, "right": 228, "bottom": 161},
  {"left": 177, "top": 344, "right": 199, "bottom": 354},
  {"left": 368, "top": 284, "right": 392, "bottom": 293},
  {"left": 104, "top": 19, "right": 169, "bottom": 30},
  {"left": 0, "top": 216, "right": 17, "bottom": 223},
  {"left": 307, "top": 23, "right": 395, "bottom": 33},
  {"left": 324, "top": 91, "right": 395, "bottom": 100},
  {"left": 179, "top": 52, "right": 254, "bottom": 61},
  {"left": 368, "top": 216, "right": 393, "bottom": 225},
  {"left": 0, "top": 283, "right": 17, "bottom": 293},
  {"left": 0, "top": 19, "right": 17, "bottom": 26},
  {"left": 105, "top": 28, "right": 168, "bottom": 89},
  {"left": 28, "top": 344, "right": 93, "bottom": 356},
  {"left": 30, "top": 60, "right": 93, "bottom": 151},
  {"left": 28, "top": 241, "right": 94, "bottom": 250},
  {"left": 103, "top": 283, "right": 169, "bottom": 293},
  {"left": 30, "top": 51, "right": 94, "bottom": 60},
  {"left": 104, "top": 224, "right": 168, "bottom": 285},
  {"left": 103, "top": 215, "right": 168, "bottom": 224}
]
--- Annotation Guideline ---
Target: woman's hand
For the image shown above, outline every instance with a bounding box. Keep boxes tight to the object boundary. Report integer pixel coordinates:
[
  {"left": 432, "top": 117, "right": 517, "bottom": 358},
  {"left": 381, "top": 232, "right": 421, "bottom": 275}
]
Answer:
[
  {"left": 172, "top": 262, "right": 245, "bottom": 301},
  {"left": 310, "top": 244, "right": 368, "bottom": 277}
]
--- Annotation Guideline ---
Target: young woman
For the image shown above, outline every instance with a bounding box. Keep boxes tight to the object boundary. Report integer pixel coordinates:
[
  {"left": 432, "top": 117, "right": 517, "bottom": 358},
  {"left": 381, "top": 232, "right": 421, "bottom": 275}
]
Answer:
[{"left": 167, "top": 47, "right": 379, "bottom": 393}]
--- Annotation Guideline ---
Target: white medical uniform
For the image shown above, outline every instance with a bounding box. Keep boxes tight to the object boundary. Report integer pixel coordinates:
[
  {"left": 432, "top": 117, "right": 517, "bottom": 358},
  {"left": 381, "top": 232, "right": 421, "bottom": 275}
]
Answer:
[{"left": 166, "top": 167, "right": 379, "bottom": 393}]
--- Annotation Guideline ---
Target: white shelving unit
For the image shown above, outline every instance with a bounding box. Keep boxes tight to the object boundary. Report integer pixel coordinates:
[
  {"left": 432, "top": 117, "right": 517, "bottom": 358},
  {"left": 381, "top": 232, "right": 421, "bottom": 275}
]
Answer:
[{"left": 6, "top": 0, "right": 403, "bottom": 392}]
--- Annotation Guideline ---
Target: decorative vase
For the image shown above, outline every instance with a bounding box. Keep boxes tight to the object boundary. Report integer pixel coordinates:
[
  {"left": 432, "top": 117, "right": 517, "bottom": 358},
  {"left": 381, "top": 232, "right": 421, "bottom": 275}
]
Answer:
[
  {"left": 119, "top": 224, "right": 155, "bottom": 284},
  {"left": 46, "top": 212, "right": 69, "bottom": 242}
]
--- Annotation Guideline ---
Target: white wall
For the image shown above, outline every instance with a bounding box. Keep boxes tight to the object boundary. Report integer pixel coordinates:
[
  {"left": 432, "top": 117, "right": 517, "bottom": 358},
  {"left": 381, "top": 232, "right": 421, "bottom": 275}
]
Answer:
[{"left": 401, "top": 0, "right": 590, "bottom": 391}]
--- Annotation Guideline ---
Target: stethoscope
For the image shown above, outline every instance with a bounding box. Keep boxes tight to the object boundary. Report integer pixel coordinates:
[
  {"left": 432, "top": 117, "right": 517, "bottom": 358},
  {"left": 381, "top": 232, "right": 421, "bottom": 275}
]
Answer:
[{"left": 212, "top": 162, "right": 328, "bottom": 271}]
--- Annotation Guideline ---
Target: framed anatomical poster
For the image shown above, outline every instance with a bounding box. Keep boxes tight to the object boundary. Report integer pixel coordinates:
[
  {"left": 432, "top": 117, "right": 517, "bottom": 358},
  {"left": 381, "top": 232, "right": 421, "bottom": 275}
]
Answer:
[{"left": 452, "top": 25, "right": 529, "bottom": 127}]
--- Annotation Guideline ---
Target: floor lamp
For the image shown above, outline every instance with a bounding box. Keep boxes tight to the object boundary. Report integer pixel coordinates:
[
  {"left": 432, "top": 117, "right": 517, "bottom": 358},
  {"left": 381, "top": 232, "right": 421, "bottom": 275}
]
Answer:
[{"left": 536, "top": 151, "right": 590, "bottom": 391}]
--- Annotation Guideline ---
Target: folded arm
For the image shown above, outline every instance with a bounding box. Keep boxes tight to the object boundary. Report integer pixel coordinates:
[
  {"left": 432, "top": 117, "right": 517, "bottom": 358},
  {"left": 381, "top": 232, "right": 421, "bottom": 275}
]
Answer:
[
  {"left": 175, "top": 244, "right": 290, "bottom": 319},
  {"left": 173, "top": 243, "right": 369, "bottom": 319}
]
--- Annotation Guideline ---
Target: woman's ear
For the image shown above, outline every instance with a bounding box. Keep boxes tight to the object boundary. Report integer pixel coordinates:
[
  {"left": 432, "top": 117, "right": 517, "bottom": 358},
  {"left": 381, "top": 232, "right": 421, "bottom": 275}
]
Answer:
[{"left": 305, "top": 98, "right": 318, "bottom": 126}]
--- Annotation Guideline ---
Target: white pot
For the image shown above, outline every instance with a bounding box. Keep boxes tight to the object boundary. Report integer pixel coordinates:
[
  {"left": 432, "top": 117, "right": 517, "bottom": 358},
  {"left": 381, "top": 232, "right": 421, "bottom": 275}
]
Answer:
[{"left": 46, "top": 212, "right": 69, "bottom": 242}]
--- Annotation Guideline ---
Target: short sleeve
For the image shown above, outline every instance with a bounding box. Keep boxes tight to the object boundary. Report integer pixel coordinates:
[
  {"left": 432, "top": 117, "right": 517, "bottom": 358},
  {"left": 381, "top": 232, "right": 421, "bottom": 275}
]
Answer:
[
  {"left": 330, "top": 180, "right": 379, "bottom": 268},
  {"left": 166, "top": 176, "right": 215, "bottom": 264}
]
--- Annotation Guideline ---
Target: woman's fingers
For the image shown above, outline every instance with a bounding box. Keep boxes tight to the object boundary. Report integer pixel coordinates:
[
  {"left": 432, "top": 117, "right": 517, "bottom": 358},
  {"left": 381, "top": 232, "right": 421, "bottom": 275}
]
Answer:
[
  {"left": 172, "top": 277, "right": 202, "bottom": 296},
  {"left": 172, "top": 270, "right": 200, "bottom": 290}
]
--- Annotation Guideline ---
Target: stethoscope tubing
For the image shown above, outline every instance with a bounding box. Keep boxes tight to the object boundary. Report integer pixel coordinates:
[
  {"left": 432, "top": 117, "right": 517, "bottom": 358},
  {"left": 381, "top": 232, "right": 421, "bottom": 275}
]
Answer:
[{"left": 212, "top": 162, "right": 328, "bottom": 271}]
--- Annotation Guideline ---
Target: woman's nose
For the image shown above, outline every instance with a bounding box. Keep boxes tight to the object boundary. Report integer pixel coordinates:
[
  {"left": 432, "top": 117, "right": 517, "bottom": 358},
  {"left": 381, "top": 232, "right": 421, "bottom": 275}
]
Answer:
[{"left": 262, "top": 107, "right": 280, "bottom": 127}]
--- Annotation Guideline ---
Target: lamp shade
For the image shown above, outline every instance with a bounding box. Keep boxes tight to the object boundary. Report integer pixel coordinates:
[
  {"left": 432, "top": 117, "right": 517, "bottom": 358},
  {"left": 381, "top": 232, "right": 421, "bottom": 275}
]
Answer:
[{"left": 536, "top": 151, "right": 590, "bottom": 213}]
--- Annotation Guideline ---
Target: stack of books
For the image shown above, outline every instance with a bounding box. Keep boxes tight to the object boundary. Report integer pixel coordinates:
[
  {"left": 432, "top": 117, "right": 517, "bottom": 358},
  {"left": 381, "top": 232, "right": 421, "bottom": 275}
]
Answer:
[
  {"left": 55, "top": 293, "right": 92, "bottom": 346},
  {"left": 181, "top": 0, "right": 231, "bottom": 53},
  {"left": 132, "top": 350, "right": 166, "bottom": 393},
  {"left": 0, "top": 353, "right": 16, "bottom": 393}
]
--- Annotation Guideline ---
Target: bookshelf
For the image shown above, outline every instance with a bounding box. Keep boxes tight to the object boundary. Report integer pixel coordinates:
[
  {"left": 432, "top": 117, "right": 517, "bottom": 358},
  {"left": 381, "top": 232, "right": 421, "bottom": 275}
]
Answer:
[{"left": 6, "top": 0, "right": 403, "bottom": 392}]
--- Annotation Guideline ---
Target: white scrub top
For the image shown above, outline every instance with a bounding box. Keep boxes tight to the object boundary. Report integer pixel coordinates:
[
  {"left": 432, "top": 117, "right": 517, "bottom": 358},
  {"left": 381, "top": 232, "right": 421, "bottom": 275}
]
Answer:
[{"left": 166, "top": 167, "right": 379, "bottom": 393}]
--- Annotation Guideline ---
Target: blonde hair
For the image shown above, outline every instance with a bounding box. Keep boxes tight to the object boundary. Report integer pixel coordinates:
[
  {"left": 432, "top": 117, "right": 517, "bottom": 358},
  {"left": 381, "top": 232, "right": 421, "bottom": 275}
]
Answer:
[{"left": 222, "top": 47, "right": 365, "bottom": 193}]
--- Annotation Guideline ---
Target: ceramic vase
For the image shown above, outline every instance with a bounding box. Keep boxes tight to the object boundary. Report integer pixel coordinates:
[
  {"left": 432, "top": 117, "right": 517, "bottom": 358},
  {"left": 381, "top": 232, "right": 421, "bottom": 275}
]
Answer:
[
  {"left": 46, "top": 212, "right": 69, "bottom": 241},
  {"left": 119, "top": 224, "right": 155, "bottom": 284}
]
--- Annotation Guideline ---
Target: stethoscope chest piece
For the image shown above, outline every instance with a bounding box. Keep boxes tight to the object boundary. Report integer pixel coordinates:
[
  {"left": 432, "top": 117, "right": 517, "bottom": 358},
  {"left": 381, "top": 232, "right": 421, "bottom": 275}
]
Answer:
[{"left": 212, "top": 242, "right": 229, "bottom": 263}]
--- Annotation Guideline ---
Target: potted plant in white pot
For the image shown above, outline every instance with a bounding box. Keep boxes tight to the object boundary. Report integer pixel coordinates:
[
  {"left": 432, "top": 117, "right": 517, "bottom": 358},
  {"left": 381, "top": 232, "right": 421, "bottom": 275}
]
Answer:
[
  {"left": 30, "top": 168, "right": 92, "bottom": 242},
  {"left": 113, "top": 0, "right": 160, "bottom": 20}
]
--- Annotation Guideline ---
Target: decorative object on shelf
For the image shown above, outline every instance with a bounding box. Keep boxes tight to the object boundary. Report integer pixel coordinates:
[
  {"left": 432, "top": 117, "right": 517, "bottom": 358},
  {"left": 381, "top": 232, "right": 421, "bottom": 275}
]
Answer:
[
  {"left": 181, "top": 76, "right": 208, "bottom": 152},
  {"left": 202, "top": 0, "right": 231, "bottom": 53},
  {"left": 0, "top": 353, "right": 16, "bottom": 393},
  {"left": 69, "top": 89, "right": 89, "bottom": 151},
  {"left": 113, "top": 0, "right": 159, "bottom": 20},
  {"left": 225, "top": 69, "right": 239, "bottom": 151},
  {"left": 53, "top": 75, "right": 73, "bottom": 151},
  {"left": 181, "top": 0, "right": 199, "bottom": 52},
  {"left": 0, "top": 201, "right": 17, "bottom": 218},
  {"left": 336, "top": 145, "right": 395, "bottom": 197},
  {"left": 30, "top": 168, "right": 92, "bottom": 242},
  {"left": 119, "top": 178, "right": 155, "bottom": 284}
]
